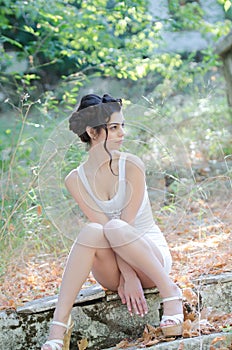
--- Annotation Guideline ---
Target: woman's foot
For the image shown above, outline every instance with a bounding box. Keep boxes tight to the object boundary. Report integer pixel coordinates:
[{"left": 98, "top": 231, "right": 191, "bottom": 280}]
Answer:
[
  {"left": 160, "top": 288, "right": 184, "bottom": 337},
  {"left": 41, "top": 316, "right": 73, "bottom": 350}
]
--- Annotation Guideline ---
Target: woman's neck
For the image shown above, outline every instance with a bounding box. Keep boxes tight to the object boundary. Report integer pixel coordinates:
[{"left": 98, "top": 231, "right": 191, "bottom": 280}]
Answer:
[{"left": 86, "top": 145, "right": 119, "bottom": 170}]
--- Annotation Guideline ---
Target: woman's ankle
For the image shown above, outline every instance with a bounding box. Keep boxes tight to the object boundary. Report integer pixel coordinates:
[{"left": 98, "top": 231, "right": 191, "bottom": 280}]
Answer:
[
  {"left": 162, "top": 284, "right": 182, "bottom": 299},
  {"left": 161, "top": 284, "right": 183, "bottom": 316},
  {"left": 53, "top": 310, "right": 70, "bottom": 324}
]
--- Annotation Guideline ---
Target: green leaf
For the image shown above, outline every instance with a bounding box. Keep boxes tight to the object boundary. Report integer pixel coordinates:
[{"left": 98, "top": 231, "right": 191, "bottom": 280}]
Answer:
[
  {"left": 1, "top": 35, "right": 23, "bottom": 48},
  {"left": 224, "top": 0, "right": 231, "bottom": 11}
]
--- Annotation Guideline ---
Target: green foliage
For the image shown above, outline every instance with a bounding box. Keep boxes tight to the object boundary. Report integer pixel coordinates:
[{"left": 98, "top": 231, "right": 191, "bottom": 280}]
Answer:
[
  {"left": 168, "top": 0, "right": 204, "bottom": 31},
  {"left": 1, "top": 0, "right": 230, "bottom": 113},
  {"left": 218, "top": 0, "right": 232, "bottom": 19},
  {"left": 218, "top": 0, "right": 232, "bottom": 12},
  {"left": 0, "top": 0, "right": 161, "bottom": 105},
  {"left": 0, "top": 97, "right": 70, "bottom": 263}
]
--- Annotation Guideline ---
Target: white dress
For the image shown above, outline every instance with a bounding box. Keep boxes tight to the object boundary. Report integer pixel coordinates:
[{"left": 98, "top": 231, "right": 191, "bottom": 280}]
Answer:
[{"left": 77, "top": 152, "right": 172, "bottom": 273}]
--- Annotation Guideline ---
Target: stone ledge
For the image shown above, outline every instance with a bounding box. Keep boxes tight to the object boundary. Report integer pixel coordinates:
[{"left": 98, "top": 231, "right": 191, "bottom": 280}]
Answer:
[
  {"left": 193, "top": 272, "right": 232, "bottom": 285},
  {"left": 104, "top": 332, "right": 232, "bottom": 350},
  {"left": 17, "top": 283, "right": 105, "bottom": 314},
  {"left": 193, "top": 272, "right": 232, "bottom": 314},
  {"left": 0, "top": 286, "right": 161, "bottom": 350},
  {"left": 0, "top": 273, "right": 231, "bottom": 349},
  {"left": 15, "top": 284, "right": 159, "bottom": 314}
]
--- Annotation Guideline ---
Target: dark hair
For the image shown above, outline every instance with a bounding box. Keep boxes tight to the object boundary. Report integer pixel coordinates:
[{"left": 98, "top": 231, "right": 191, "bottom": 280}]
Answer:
[{"left": 69, "top": 93, "right": 122, "bottom": 174}]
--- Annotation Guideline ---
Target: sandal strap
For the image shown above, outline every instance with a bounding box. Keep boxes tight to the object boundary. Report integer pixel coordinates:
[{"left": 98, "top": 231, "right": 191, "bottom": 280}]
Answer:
[
  {"left": 162, "top": 296, "right": 182, "bottom": 303},
  {"left": 43, "top": 339, "right": 63, "bottom": 350},
  {"left": 51, "top": 315, "right": 73, "bottom": 331},
  {"left": 161, "top": 314, "right": 184, "bottom": 324},
  {"left": 52, "top": 320, "right": 69, "bottom": 329}
]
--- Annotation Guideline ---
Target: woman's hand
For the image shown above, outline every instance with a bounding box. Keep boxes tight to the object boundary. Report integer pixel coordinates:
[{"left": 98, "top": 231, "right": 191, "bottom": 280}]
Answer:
[
  {"left": 119, "top": 275, "right": 148, "bottom": 317},
  {"left": 117, "top": 274, "right": 127, "bottom": 305}
]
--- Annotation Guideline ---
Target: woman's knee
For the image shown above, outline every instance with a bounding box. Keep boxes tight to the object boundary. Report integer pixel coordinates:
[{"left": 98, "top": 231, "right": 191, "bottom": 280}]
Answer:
[
  {"left": 104, "top": 219, "right": 135, "bottom": 247},
  {"left": 104, "top": 219, "right": 127, "bottom": 235},
  {"left": 76, "top": 223, "right": 109, "bottom": 248}
]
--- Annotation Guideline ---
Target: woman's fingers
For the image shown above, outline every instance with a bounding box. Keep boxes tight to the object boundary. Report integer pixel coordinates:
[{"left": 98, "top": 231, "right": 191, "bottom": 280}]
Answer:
[
  {"left": 123, "top": 279, "right": 149, "bottom": 317},
  {"left": 118, "top": 290, "right": 126, "bottom": 304},
  {"left": 131, "top": 297, "right": 139, "bottom": 315},
  {"left": 127, "top": 296, "right": 148, "bottom": 317},
  {"left": 137, "top": 296, "right": 148, "bottom": 317},
  {"left": 126, "top": 296, "right": 133, "bottom": 316}
]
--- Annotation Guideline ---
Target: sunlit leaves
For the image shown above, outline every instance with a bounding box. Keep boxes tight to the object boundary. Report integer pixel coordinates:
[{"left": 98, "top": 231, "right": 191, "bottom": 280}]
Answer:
[
  {"left": 0, "top": 0, "right": 231, "bottom": 111},
  {"left": 218, "top": 0, "right": 232, "bottom": 12},
  {"left": 168, "top": 0, "right": 204, "bottom": 31},
  {"left": 1, "top": 0, "right": 158, "bottom": 81},
  {"left": 1, "top": 35, "right": 23, "bottom": 48}
]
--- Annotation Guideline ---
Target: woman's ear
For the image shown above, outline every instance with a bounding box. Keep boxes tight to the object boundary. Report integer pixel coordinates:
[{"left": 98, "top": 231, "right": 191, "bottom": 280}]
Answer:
[{"left": 86, "top": 126, "right": 97, "bottom": 140}]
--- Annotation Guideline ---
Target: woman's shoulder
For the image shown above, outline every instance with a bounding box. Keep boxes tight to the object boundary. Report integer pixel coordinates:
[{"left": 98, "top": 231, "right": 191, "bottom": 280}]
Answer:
[
  {"left": 123, "top": 152, "right": 145, "bottom": 171},
  {"left": 65, "top": 160, "right": 87, "bottom": 182},
  {"left": 65, "top": 168, "right": 78, "bottom": 184}
]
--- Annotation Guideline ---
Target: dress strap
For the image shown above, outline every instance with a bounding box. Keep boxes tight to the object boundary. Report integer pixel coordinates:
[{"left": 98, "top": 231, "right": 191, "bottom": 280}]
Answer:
[
  {"left": 118, "top": 152, "right": 126, "bottom": 181},
  {"left": 76, "top": 164, "right": 96, "bottom": 201}
]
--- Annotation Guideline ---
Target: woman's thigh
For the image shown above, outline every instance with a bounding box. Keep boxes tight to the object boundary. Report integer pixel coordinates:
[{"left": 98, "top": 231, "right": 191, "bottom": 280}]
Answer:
[
  {"left": 92, "top": 247, "right": 121, "bottom": 291},
  {"left": 104, "top": 220, "right": 171, "bottom": 283},
  {"left": 130, "top": 235, "right": 172, "bottom": 288},
  {"left": 127, "top": 239, "right": 163, "bottom": 289}
]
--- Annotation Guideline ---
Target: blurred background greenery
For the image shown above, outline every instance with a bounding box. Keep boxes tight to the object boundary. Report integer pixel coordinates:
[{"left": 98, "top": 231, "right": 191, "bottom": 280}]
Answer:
[{"left": 0, "top": 0, "right": 231, "bottom": 278}]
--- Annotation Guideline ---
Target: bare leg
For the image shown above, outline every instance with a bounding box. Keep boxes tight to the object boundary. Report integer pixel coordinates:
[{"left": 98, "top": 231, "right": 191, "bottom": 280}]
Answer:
[
  {"left": 103, "top": 219, "right": 182, "bottom": 317},
  {"left": 42, "top": 223, "right": 120, "bottom": 349}
]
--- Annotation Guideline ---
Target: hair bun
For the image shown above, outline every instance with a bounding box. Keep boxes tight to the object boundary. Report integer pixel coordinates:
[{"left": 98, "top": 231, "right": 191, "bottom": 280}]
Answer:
[
  {"left": 68, "top": 93, "right": 122, "bottom": 138},
  {"left": 101, "top": 94, "right": 112, "bottom": 103},
  {"left": 102, "top": 94, "right": 122, "bottom": 105}
]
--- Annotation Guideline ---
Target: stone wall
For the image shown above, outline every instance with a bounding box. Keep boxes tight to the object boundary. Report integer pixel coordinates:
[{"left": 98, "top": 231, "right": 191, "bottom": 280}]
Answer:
[
  {"left": 0, "top": 273, "right": 232, "bottom": 350},
  {"left": 0, "top": 286, "right": 161, "bottom": 350},
  {"left": 150, "top": 0, "right": 225, "bottom": 53}
]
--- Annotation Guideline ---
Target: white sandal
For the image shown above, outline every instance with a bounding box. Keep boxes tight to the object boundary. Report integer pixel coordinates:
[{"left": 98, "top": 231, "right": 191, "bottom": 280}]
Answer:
[
  {"left": 41, "top": 316, "right": 74, "bottom": 350},
  {"left": 160, "top": 296, "right": 184, "bottom": 337}
]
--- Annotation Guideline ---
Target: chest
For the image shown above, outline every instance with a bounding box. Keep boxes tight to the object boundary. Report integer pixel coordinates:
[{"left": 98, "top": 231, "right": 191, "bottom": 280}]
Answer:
[
  {"left": 85, "top": 168, "right": 120, "bottom": 201},
  {"left": 91, "top": 173, "right": 119, "bottom": 201}
]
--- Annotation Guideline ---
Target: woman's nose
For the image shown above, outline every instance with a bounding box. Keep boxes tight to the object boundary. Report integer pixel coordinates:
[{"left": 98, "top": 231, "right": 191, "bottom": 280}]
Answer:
[{"left": 118, "top": 125, "right": 125, "bottom": 136}]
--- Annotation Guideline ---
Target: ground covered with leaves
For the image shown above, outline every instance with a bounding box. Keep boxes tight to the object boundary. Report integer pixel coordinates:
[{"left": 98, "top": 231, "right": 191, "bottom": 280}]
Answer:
[{"left": 0, "top": 193, "right": 232, "bottom": 348}]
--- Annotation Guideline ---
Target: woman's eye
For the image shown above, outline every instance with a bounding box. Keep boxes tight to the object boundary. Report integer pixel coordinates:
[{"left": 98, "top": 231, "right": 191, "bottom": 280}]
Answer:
[{"left": 108, "top": 123, "right": 125, "bottom": 130}]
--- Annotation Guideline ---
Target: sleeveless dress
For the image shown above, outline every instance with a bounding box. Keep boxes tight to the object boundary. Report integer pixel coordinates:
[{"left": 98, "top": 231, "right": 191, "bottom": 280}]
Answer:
[{"left": 77, "top": 152, "right": 172, "bottom": 273}]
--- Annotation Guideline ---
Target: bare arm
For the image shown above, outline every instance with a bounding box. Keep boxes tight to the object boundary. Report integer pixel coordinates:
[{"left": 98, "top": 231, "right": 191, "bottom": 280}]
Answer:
[
  {"left": 117, "top": 155, "right": 148, "bottom": 316},
  {"left": 120, "top": 154, "right": 146, "bottom": 225},
  {"left": 65, "top": 169, "right": 109, "bottom": 225},
  {"left": 116, "top": 255, "right": 148, "bottom": 317}
]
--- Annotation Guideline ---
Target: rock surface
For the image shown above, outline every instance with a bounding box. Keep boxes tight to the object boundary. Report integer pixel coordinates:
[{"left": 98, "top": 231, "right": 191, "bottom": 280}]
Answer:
[
  {"left": 0, "top": 273, "right": 232, "bottom": 349},
  {"left": 104, "top": 332, "right": 232, "bottom": 350}
]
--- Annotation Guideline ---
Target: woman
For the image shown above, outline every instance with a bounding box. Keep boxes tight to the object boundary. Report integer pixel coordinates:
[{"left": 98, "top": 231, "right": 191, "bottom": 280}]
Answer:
[{"left": 41, "top": 94, "right": 183, "bottom": 350}]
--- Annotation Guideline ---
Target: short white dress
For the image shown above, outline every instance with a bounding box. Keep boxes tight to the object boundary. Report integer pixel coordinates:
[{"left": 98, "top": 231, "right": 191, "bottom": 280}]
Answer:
[{"left": 77, "top": 152, "right": 172, "bottom": 273}]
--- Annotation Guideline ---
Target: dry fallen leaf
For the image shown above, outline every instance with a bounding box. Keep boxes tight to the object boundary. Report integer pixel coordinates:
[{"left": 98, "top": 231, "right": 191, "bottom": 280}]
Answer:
[
  {"left": 143, "top": 338, "right": 160, "bottom": 346},
  {"left": 210, "top": 336, "right": 227, "bottom": 345},
  {"left": 116, "top": 339, "right": 135, "bottom": 349},
  {"left": 200, "top": 307, "right": 213, "bottom": 320},
  {"left": 77, "top": 338, "right": 88, "bottom": 350},
  {"left": 182, "top": 319, "right": 192, "bottom": 338},
  {"left": 183, "top": 287, "right": 198, "bottom": 306}
]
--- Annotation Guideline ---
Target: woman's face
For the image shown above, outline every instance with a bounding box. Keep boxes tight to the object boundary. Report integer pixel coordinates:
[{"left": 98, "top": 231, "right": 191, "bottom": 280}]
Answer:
[{"left": 94, "top": 111, "right": 125, "bottom": 150}]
